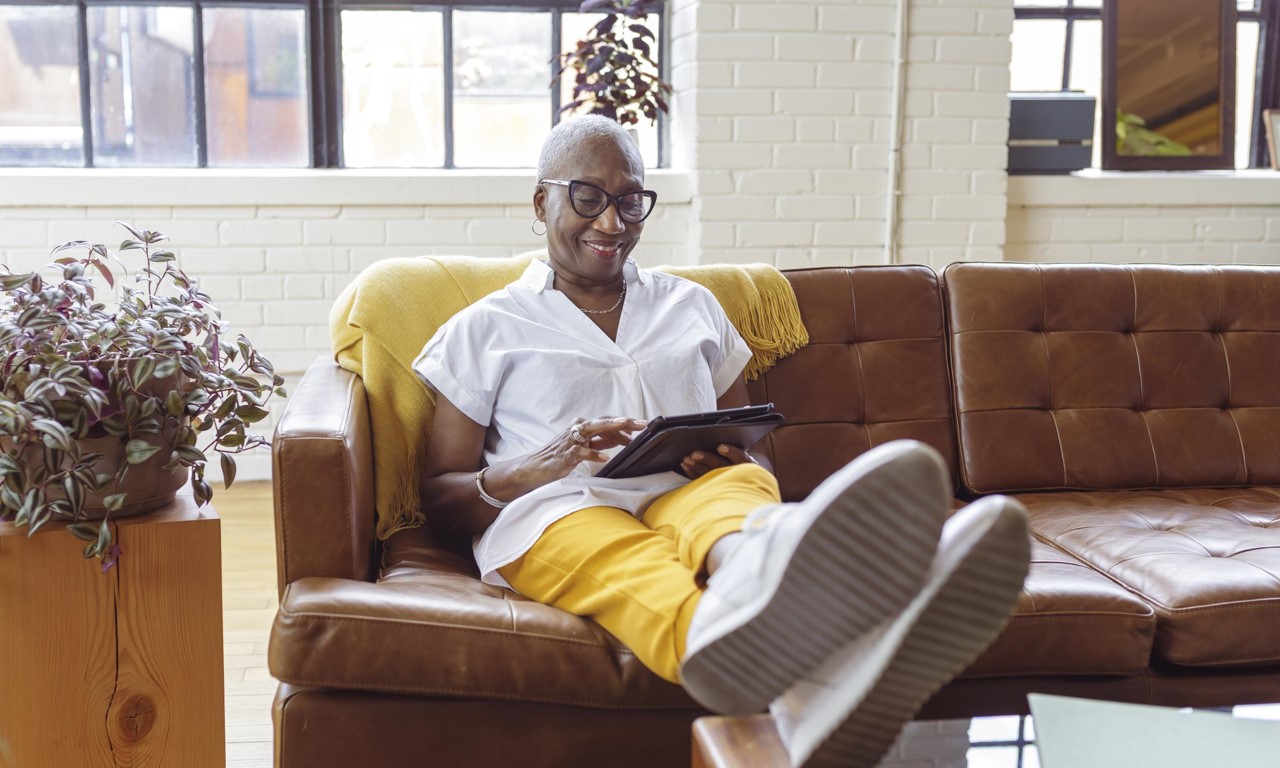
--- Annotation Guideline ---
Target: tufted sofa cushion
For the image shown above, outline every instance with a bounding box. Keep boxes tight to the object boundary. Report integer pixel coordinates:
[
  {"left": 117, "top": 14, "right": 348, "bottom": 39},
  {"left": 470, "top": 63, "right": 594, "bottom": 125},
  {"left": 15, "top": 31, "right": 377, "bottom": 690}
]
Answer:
[
  {"left": 270, "top": 525, "right": 697, "bottom": 708},
  {"left": 1019, "top": 488, "right": 1280, "bottom": 667},
  {"left": 963, "top": 538, "right": 1155, "bottom": 677},
  {"left": 945, "top": 263, "right": 1280, "bottom": 494},
  {"left": 747, "top": 266, "right": 957, "bottom": 501}
]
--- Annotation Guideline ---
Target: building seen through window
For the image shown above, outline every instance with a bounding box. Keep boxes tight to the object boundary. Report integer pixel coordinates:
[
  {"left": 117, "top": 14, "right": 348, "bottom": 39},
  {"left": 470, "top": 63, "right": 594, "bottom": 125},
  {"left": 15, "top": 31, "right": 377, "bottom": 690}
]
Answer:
[
  {"left": 1011, "top": 0, "right": 1275, "bottom": 169},
  {"left": 0, "top": 1, "right": 663, "bottom": 168}
]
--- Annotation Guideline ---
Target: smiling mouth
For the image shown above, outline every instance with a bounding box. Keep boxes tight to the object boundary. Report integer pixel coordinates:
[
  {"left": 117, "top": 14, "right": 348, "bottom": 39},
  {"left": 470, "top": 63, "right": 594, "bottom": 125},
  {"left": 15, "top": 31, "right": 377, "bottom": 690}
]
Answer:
[{"left": 584, "top": 240, "right": 625, "bottom": 258}]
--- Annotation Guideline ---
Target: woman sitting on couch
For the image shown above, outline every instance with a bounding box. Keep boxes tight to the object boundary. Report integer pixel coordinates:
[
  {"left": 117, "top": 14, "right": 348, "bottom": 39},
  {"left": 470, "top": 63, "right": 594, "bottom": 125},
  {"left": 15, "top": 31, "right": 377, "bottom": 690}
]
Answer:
[{"left": 415, "top": 114, "right": 1030, "bottom": 768}]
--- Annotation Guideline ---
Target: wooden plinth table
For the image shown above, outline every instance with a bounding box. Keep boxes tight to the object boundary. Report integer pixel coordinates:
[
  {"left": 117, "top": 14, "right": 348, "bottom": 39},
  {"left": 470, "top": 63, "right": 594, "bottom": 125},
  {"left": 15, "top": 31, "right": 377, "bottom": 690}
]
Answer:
[
  {"left": 692, "top": 715, "right": 789, "bottom": 768},
  {"left": 0, "top": 495, "right": 225, "bottom": 767}
]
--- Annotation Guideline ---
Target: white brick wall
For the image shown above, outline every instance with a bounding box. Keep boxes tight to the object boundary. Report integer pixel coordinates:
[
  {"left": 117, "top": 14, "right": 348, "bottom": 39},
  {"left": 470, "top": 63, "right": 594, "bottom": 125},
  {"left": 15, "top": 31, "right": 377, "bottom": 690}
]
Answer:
[
  {"left": 1007, "top": 174, "right": 1280, "bottom": 265},
  {"left": 671, "top": 0, "right": 1012, "bottom": 271}
]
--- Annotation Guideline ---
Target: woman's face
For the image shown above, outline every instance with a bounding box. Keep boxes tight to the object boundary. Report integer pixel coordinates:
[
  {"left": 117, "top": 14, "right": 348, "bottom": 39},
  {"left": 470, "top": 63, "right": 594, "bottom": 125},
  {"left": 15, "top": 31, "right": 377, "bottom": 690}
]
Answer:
[{"left": 534, "top": 135, "right": 646, "bottom": 286}]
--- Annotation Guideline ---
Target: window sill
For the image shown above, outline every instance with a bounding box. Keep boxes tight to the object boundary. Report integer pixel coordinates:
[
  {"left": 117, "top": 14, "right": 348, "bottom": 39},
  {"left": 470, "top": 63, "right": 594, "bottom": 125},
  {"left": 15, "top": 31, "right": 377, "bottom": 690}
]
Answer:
[
  {"left": 1009, "top": 169, "right": 1280, "bottom": 207},
  {"left": 0, "top": 169, "right": 694, "bottom": 208}
]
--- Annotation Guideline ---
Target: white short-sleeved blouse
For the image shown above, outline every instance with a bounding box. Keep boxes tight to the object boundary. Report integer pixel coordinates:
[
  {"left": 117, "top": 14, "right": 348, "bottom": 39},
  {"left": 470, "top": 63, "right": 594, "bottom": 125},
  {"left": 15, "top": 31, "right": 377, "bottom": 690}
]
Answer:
[{"left": 413, "top": 258, "right": 752, "bottom": 587}]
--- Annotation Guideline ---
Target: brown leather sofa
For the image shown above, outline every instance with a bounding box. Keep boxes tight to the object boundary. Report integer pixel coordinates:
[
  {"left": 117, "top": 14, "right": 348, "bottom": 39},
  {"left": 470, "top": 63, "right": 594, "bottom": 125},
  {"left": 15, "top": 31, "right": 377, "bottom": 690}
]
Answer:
[{"left": 270, "top": 262, "right": 1280, "bottom": 767}]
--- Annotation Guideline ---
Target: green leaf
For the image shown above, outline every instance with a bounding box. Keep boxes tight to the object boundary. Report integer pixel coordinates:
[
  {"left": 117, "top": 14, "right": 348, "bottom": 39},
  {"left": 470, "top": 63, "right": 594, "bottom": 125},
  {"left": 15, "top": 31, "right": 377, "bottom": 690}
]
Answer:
[
  {"left": 220, "top": 453, "right": 237, "bottom": 489},
  {"left": 33, "top": 420, "right": 73, "bottom": 452},
  {"left": 175, "top": 444, "right": 205, "bottom": 463},
  {"left": 28, "top": 506, "right": 52, "bottom": 535},
  {"left": 149, "top": 251, "right": 176, "bottom": 263},
  {"left": 213, "top": 396, "right": 237, "bottom": 421},
  {"left": 51, "top": 240, "right": 92, "bottom": 255},
  {"left": 116, "top": 221, "right": 145, "bottom": 243},
  {"left": 0, "top": 485, "right": 23, "bottom": 514},
  {"left": 235, "top": 404, "right": 270, "bottom": 424},
  {"left": 165, "top": 390, "right": 185, "bottom": 417},
  {"left": 124, "top": 439, "right": 161, "bottom": 465},
  {"left": 15, "top": 491, "right": 37, "bottom": 528},
  {"left": 192, "top": 475, "right": 212, "bottom": 506},
  {"left": 68, "top": 522, "right": 98, "bottom": 542},
  {"left": 131, "top": 357, "right": 157, "bottom": 386},
  {"left": 153, "top": 358, "right": 179, "bottom": 379},
  {"left": 0, "top": 272, "right": 36, "bottom": 290},
  {"left": 63, "top": 475, "right": 84, "bottom": 515},
  {"left": 103, "top": 493, "right": 126, "bottom": 513},
  {"left": 119, "top": 239, "right": 145, "bottom": 252}
]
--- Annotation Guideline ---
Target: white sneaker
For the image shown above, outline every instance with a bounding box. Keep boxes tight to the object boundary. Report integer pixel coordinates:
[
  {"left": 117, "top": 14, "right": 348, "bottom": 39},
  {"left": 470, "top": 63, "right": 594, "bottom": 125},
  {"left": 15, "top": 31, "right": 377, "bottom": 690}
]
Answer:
[
  {"left": 771, "top": 495, "right": 1031, "bottom": 768},
  {"left": 679, "top": 440, "right": 950, "bottom": 715}
]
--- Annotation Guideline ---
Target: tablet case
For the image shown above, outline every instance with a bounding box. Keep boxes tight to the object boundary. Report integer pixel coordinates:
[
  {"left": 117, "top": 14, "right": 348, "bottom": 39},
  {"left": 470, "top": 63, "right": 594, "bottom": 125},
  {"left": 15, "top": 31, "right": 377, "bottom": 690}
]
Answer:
[{"left": 596, "top": 404, "right": 785, "bottom": 479}]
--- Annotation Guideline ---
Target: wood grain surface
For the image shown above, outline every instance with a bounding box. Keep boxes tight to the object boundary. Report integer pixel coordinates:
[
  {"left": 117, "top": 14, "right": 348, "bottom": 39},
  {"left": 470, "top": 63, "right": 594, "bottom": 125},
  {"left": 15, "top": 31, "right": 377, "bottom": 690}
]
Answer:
[
  {"left": 0, "top": 496, "right": 225, "bottom": 767},
  {"left": 692, "top": 714, "right": 790, "bottom": 768}
]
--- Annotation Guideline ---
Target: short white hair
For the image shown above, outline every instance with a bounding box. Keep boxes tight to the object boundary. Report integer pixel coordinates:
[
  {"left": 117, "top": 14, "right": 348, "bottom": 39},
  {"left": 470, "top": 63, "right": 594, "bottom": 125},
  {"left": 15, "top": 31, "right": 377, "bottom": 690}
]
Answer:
[{"left": 537, "top": 115, "right": 642, "bottom": 181}]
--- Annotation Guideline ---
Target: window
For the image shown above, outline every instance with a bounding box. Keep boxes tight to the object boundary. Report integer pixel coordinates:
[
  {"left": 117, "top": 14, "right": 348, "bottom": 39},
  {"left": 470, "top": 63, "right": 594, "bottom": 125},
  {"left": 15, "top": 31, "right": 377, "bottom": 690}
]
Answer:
[
  {"left": 969, "top": 714, "right": 1037, "bottom": 768},
  {"left": 0, "top": 0, "right": 666, "bottom": 169},
  {"left": 1011, "top": 0, "right": 1279, "bottom": 168}
]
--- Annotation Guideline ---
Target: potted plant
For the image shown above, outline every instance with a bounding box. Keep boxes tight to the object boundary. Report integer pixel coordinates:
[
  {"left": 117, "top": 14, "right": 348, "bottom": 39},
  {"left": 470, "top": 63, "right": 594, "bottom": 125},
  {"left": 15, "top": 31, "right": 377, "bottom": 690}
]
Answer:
[
  {"left": 553, "top": 0, "right": 671, "bottom": 127},
  {"left": 0, "top": 223, "right": 284, "bottom": 570}
]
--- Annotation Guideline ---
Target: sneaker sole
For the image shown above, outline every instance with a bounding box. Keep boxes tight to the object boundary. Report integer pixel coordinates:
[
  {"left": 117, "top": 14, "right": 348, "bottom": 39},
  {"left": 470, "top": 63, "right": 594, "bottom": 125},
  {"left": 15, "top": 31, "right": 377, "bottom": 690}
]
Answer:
[
  {"left": 797, "top": 496, "right": 1030, "bottom": 768},
  {"left": 681, "top": 441, "right": 949, "bottom": 715}
]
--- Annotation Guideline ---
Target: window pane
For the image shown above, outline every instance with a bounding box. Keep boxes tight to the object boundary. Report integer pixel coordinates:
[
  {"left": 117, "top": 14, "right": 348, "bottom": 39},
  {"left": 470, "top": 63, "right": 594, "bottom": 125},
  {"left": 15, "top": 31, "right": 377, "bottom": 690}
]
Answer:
[
  {"left": 1073, "top": 0, "right": 1102, "bottom": 8},
  {"left": 89, "top": 6, "right": 196, "bottom": 166},
  {"left": 452, "top": 10, "right": 549, "bottom": 168},
  {"left": 1010, "top": 19, "right": 1066, "bottom": 91},
  {"left": 0, "top": 5, "right": 83, "bottom": 166},
  {"left": 966, "top": 746, "right": 1021, "bottom": 768},
  {"left": 1236, "top": 20, "right": 1258, "bottom": 168},
  {"left": 1068, "top": 19, "right": 1102, "bottom": 167},
  {"left": 560, "top": 12, "right": 660, "bottom": 168},
  {"left": 204, "top": 7, "right": 308, "bottom": 167},
  {"left": 969, "top": 715, "right": 1022, "bottom": 743},
  {"left": 341, "top": 9, "right": 444, "bottom": 168},
  {"left": 1014, "top": 1, "right": 1068, "bottom": 7}
]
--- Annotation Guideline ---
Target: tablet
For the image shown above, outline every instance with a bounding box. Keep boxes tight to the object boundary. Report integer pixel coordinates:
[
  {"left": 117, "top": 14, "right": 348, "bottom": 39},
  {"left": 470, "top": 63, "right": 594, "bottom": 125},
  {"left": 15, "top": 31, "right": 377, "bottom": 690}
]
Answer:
[{"left": 596, "top": 404, "right": 784, "bottom": 479}]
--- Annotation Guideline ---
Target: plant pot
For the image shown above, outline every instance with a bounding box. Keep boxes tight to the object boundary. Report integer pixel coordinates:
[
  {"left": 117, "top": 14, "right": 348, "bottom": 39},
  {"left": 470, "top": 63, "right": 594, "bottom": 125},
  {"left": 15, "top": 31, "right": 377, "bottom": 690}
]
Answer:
[
  {"left": 9, "top": 431, "right": 189, "bottom": 521},
  {"left": 75, "top": 433, "right": 189, "bottom": 519},
  {"left": 3, "top": 367, "right": 191, "bottom": 522}
]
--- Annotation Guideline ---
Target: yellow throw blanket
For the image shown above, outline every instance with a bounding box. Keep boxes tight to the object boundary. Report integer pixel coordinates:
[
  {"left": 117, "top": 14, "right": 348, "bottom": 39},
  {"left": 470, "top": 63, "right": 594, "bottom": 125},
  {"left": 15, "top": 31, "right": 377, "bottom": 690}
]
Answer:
[{"left": 329, "top": 250, "right": 809, "bottom": 540}]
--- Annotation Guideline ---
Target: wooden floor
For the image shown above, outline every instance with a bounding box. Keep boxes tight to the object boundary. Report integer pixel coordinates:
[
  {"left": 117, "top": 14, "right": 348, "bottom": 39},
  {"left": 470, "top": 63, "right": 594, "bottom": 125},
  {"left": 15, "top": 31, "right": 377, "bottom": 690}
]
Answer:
[{"left": 219, "top": 480, "right": 278, "bottom": 768}]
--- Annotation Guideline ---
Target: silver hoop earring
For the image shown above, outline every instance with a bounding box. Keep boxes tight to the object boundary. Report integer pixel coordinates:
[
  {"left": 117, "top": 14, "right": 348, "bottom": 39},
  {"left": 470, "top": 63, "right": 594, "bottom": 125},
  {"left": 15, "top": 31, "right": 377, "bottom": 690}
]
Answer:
[{"left": 532, "top": 218, "right": 547, "bottom": 236}]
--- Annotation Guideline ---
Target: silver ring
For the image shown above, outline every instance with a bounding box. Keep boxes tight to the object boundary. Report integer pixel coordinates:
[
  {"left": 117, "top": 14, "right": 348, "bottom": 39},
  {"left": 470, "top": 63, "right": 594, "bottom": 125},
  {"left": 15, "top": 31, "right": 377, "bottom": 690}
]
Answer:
[{"left": 569, "top": 424, "right": 589, "bottom": 444}]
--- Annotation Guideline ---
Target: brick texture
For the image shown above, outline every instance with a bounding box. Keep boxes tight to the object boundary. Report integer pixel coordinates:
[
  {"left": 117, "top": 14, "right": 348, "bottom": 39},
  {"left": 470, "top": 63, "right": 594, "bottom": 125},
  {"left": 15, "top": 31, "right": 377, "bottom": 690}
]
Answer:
[
  {"left": 1007, "top": 205, "right": 1280, "bottom": 265},
  {"left": 672, "top": 0, "right": 1013, "bottom": 271}
]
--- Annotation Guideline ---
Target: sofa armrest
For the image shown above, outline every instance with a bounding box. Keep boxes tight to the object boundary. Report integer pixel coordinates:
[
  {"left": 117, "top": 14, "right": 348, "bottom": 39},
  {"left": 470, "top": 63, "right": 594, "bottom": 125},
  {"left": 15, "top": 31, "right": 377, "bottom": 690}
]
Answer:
[{"left": 272, "top": 356, "right": 376, "bottom": 595}]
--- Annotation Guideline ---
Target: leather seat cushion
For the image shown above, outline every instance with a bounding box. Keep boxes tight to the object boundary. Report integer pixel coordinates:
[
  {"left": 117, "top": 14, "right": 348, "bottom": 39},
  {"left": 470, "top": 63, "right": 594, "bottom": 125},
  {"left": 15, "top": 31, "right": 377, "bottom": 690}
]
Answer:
[
  {"left": 269, "top": 526, "right": 695, "bottom": 708},
  {"left": 963, "top": 538, "right": 1156, "bottom": 677},
  {"left": 1019, "top": 487, "right": 1280, "bottom": 667}
]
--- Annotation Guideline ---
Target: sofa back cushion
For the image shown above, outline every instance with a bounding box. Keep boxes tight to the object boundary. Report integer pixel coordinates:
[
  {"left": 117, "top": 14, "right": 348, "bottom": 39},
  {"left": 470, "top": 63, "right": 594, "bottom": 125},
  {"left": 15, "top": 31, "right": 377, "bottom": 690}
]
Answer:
[
  {"left": 946, "top": 263, "right": 1280, "bottom": 493},
  {"left": 748, "top": 266, "right": 956, "bottom": 501}
]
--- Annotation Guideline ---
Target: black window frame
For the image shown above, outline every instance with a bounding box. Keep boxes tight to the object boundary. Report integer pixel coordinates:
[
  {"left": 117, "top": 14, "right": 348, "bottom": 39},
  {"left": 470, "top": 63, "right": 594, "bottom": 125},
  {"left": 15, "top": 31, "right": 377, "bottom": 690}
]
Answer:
[
  {"left": 0, "top": 0, "right": 668, "bottom": 168},
  {"left": 1013, "top": 0, "right": 1279, "bottom": 168}
]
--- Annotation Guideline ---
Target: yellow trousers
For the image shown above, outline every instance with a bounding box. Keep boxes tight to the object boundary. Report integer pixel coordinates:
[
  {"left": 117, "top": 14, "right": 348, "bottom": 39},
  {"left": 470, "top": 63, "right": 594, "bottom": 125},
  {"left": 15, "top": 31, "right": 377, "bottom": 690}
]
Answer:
[{"left": 498, "top": 463, "right": 781, "bottom": 683}]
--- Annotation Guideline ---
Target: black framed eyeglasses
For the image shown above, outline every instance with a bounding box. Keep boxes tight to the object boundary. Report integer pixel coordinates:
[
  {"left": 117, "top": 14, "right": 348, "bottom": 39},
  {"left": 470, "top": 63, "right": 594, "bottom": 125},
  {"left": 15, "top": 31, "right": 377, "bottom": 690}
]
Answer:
[{"left": 539, "top": 179, "right": 658, "bottom": 224}]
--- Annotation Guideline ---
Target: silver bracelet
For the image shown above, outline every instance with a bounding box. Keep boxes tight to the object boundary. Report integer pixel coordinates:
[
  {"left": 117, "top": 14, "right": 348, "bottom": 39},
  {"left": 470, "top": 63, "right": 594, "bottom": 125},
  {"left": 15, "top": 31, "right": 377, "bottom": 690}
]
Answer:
[{"left": 475, "top": 466, "right": 509, "bottom": 509}]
